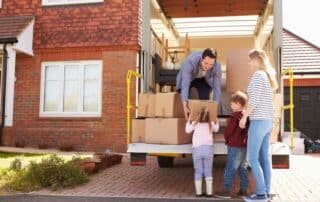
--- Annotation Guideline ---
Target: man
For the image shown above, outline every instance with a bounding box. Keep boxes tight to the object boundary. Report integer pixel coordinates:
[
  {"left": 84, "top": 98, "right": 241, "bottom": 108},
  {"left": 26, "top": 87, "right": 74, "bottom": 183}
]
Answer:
[{"left": 176, "top": 48, "right": 222, "bottom": 119}]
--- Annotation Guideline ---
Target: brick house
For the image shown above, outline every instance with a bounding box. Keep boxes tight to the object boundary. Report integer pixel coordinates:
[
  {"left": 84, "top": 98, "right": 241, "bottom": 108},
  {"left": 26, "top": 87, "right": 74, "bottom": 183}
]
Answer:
[
  {"left": 0, "top": 0, "right": 141, "bottom": 152},
  {"left": 283, "top": 28, "right": 320, "bottom": 140}
]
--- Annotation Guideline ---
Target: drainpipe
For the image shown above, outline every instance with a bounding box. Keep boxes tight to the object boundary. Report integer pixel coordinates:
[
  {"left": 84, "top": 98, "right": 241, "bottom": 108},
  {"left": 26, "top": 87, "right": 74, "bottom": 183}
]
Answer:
[{"left": 0, "top": 38, "right": 17, "bottom": 145}]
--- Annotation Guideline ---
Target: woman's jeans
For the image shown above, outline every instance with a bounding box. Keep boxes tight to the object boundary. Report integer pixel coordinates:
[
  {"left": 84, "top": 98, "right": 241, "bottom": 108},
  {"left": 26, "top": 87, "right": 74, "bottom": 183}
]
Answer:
[
  {"left": 192, "top": 145, "right": 214, "bottom": 180},
  {"left": 247, "top": 119, "right": 273, "bottom": 195},
  {"left": 223, "top": 146, "right": 248, "bottom": 191}
]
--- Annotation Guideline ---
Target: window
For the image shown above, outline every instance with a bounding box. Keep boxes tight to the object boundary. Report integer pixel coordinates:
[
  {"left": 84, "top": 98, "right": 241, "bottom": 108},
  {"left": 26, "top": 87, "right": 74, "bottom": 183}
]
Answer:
[
  {"left": 0, "top": 0, "right": 2, "bottom": 8},
  {"left": 40, "top": 61, "right": 102, "bottom": 117},
  {"left": 42, "top": 0, "right": 103, "bottom": 6}
]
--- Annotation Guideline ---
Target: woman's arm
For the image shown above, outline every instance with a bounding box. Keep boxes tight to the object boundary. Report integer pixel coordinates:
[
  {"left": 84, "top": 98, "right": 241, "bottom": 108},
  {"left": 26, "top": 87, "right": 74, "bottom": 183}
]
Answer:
[{"left": 239, "top": 105, "right": 254, "bottom": 129}]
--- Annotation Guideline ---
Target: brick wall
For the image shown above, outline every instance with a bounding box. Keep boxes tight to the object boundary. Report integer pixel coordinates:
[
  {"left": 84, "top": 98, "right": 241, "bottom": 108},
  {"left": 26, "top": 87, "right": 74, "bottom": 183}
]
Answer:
[
  {"left": 0, "top": 0, "right": 141, "bottom": 49},
  {"left": 2, "top": 47, "right": 138, "bottom": 152},
  {"left": 0, "top": 0, "right": 143, "bottom": 151},
  {"left": 284, "top": 78, "right": 320, "bottom": 87}
]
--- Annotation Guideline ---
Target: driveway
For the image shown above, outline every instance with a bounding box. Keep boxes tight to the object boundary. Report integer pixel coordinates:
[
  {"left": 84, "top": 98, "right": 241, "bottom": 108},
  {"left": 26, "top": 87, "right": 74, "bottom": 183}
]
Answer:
[{"left": 1, "top": 152, "right": 320, "bottom": 202}]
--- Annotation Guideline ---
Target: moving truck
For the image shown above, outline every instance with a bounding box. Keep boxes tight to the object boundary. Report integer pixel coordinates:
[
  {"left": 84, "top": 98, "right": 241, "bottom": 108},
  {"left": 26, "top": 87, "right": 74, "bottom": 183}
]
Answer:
[{"left": 127, "top": 0, "right": 291, "bottom": 168}]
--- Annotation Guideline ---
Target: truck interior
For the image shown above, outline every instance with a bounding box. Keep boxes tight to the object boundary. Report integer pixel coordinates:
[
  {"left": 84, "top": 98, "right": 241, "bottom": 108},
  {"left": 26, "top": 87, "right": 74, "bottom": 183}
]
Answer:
[{"left": 129, "top": 0, "right": 286, "bottom": 167}]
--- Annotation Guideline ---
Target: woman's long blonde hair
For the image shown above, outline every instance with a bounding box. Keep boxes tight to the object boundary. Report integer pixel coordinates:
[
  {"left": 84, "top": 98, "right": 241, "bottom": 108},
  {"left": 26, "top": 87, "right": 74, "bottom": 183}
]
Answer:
[{"left": 249, "top": 48, "right": 278, "bottom": 92}]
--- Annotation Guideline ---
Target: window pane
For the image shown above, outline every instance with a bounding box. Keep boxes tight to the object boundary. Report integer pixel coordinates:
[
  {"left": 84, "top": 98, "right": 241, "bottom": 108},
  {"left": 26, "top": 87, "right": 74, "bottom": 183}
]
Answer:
[
  {"left": 84, "top": 64, "right": 99, "bottom": 79},
  {"left": 44, "top": 66, "right": 60, "bottom": 112},
  {"left": 44, "top": 81, "right": 59, "bottom": 111},
  {"left": 83, "top": 65, "right": 99, "bottom": 112},
  {"left": 45, "top": 65, "right": 60, "bottom": 80},
  {"left": 84, "top": 81, "right": 99, "bottom": 112},
  {"left": 63, "top": 66, "right": 81, "bottom": 112}
]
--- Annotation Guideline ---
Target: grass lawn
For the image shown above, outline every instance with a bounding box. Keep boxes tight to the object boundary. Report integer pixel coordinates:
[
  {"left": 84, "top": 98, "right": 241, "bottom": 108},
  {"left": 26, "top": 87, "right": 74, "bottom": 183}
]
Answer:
[{"left": 0, "top": 151, "right": 91, "bottom": 169}]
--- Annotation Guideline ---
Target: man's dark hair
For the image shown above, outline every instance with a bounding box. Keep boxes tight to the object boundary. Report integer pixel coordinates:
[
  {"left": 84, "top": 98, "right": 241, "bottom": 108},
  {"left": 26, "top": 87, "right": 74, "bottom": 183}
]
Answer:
[{"left": 202, "top": 48, "right": 217, "bottom": 59}]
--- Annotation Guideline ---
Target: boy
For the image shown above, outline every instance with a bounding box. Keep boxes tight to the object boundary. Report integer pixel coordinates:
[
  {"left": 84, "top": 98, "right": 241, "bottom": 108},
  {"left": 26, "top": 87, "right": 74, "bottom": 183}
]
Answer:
[{"left": 216, "top": 91, "right": 249, "bottom": 199}]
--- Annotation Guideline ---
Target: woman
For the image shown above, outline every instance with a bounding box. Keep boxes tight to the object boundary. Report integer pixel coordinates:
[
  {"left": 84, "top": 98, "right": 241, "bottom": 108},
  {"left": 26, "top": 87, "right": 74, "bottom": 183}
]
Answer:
[{"left": 239, "top": 49, "right": 278, "bottom": 202}]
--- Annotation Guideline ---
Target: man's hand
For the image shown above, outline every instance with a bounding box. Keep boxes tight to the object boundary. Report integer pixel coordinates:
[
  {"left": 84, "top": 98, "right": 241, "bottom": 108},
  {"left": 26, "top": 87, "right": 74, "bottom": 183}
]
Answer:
[{"left": 183, "top": 101, "right": 189, "bottom": 120}]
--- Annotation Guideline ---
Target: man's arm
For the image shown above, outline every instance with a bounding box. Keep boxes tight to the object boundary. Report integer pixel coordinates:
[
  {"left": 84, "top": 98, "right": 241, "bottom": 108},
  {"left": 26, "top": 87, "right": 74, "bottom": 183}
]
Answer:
[
  {"left": 180, "top": 59, "right": 195, "bottom": 119},
  {"left": 212, "top": 61, "right": 222, "bottom": 103},
  {"left": 180, "top": 60, "right": 194, "bottom": 102}
]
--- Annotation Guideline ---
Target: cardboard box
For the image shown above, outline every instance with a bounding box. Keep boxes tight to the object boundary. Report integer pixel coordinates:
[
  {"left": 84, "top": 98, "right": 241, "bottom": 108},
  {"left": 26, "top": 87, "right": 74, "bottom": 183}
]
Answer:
[
  {"left": 226, "top": 49, "right": 255, "bottom": 93},
  {"left": 145, "top": 118, "right": 191, "bottom": 144},
  {"left": 214, "top": 134, "right": 225, "bottom": 142},
  {"left": 138, "top": 93, "right": 156, "bottom": 117},
  {"left": 273, "top": 93, "right": 283, "bottom": 118},
  {"left": 131, "top": 119, "right": 145, "bottom": 143},
  {"left": 155, "top": 93, "right": 184, "bottom": 118},
  {"left": 188, "top": 100, "right": 218, "bottom": 122}
]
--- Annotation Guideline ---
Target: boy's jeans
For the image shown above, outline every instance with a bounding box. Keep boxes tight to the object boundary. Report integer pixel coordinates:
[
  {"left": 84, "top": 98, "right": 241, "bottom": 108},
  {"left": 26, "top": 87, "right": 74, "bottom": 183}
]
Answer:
[
  {"left": 247, "top": 120, "right": 273, "bottom": 195},
  {"left": 223, "top": 146, "right": 248, "bottom": 191},
  {"left": 192, "top": 145, "right": 214, "bottom": 180}
]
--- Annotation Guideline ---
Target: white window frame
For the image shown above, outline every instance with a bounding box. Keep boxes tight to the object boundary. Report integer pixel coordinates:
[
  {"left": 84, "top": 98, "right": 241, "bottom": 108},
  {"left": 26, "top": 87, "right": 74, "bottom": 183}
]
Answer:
[
  {"left": 40, "top": 60, "right": 103, "bottom": 118},
  {"left": 42, "top": 0, "right": 103, "bottom": 6},
  {"left": 0, "top": 0, "right": 2, "bottom": 8}
]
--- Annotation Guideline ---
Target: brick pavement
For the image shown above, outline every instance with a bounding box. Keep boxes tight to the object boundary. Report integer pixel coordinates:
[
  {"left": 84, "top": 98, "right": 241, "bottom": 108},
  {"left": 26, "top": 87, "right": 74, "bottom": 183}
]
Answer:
[{"left": 33, "top": 154, "right": 320, "bottom": 202}]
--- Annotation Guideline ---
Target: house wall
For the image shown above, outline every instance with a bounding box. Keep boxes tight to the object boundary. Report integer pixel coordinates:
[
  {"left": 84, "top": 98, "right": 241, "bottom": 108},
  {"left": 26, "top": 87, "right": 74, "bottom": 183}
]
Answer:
[
  {"left": 0, "top": 0, "right": 141, "bottom": 48},
  {"left": 0, "top": 0, "right": 141, "bottom": 152}
]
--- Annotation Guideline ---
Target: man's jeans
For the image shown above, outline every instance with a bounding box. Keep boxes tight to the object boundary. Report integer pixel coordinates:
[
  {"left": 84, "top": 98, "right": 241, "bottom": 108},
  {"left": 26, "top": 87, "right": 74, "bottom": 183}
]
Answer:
[
  {"left": 247, "top": 120, "right": 273, "bottom": 195},
  {"left": 192, "top": 145, "right": 214, "bottom": 180},
  {"left": 189, "top": 77, "right": 211, "bottom": 100},
  {"left": 223, "top": 146, "right": 248, "bottom": 191}
]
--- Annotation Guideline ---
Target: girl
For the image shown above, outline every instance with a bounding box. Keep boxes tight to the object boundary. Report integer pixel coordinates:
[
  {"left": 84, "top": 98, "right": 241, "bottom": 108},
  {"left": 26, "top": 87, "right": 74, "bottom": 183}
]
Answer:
[
  {"left": 239, "top": 49, "right": 278, "bottom": 202},
  {"left": 186, "top": 107, "right": 219, "bottom": 197}
]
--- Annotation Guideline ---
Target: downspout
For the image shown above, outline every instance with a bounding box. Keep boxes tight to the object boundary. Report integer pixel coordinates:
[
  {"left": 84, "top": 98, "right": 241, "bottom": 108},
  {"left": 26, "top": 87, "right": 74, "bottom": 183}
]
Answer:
[
  {"left": 0, "top": 38, "right": 17, "bottom": 145},
  {"left": 0, "top": 43, "right": 8, "bottom": 145}
]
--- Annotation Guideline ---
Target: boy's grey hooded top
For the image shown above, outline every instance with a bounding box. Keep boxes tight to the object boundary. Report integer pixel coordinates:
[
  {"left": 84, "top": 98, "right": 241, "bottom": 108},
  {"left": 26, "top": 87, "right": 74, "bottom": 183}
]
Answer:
[{"left": 176, "top": 52, "right": 222, "bottom": 102}]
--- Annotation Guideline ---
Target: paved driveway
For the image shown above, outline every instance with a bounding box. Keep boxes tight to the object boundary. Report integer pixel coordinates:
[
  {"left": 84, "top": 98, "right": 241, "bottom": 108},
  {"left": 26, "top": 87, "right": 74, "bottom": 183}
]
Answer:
[{"left": 1, "top": 153, "right": 320, "bottom": 202}]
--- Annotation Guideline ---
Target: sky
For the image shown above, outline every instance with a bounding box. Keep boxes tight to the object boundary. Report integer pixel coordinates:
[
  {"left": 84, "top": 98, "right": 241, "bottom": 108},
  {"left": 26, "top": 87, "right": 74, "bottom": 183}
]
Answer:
[{"left": 283, "top": 0, "right": 320, "bottom": 47}]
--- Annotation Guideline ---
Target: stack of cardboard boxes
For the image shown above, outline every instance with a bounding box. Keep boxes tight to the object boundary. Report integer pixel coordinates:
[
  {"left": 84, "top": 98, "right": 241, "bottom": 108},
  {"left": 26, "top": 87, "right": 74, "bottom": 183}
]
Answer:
[
  {"left": 132, "top": 92, "right": 190, "bottom": 144},
  {"left": 131, "top": 93, "right": 218, "bottom": 145}
]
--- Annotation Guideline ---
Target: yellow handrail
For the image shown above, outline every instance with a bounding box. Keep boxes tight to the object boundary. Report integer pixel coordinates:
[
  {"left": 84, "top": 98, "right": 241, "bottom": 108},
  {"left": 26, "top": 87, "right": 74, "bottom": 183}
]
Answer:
[
  {"left": 281, "top": 68, "right": 294, "bottom": 148},
  {"left": 126, "top": 70, "right": 143, "bottom": 146}
]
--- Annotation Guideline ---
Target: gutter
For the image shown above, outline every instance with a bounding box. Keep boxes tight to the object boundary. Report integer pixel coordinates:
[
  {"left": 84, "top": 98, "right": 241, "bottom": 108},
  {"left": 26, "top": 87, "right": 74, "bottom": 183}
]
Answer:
[{"left": 0, "top": 38, "right": 18, "bottom": 145}]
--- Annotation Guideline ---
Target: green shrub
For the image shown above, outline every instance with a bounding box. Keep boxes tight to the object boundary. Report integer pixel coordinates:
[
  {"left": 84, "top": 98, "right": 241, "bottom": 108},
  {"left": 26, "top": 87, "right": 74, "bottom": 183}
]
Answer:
[
  {"left": 10, "top": 158, "right": 22, "bottom": 171},
  {"left": 5, "top": 154, "right": 89, "bottom": 192}
]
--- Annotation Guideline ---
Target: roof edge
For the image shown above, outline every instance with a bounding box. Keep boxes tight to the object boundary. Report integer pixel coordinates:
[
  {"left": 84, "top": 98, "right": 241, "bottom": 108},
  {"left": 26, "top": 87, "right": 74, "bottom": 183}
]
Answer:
[{"left": 283, "top": 28, "right": 320, "bottom": 50}]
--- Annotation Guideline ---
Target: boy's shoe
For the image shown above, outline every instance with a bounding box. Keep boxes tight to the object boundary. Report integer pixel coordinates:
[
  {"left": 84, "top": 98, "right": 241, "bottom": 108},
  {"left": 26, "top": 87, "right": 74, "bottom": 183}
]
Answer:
[
  {"left": 215, "top": 190, "right": 231, "bottom": 199},
  {"left": 244, "top": 194, "right": 268, "bottom": 202},
  {"left": 237, "top": 189, "right": 248, "bottom": 197}
]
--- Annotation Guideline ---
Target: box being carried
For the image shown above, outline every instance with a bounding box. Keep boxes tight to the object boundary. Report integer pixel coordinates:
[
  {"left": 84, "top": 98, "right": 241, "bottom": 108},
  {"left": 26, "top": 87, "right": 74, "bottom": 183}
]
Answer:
[
  {"left": 188, "top": 100, "right": 218, "bottom": 122},
  {"left": 145, "top": 118, "right": 191, "bottom": 144}
]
